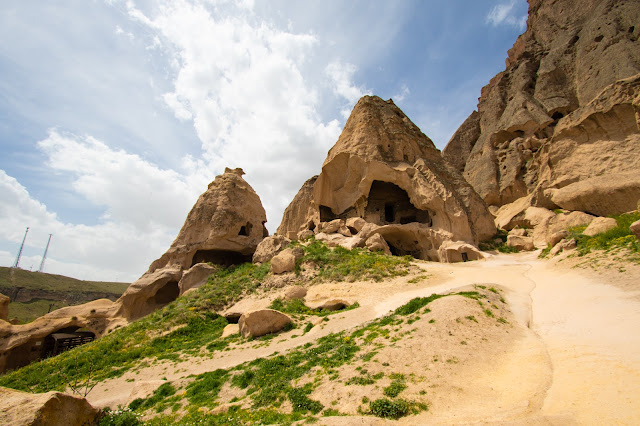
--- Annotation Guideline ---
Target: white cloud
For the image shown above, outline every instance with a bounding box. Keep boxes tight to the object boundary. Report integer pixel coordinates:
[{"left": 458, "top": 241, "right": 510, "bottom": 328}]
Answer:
[
  {"left": 392, "top": 84, "right": 410, "bottom": 103},
  {"left": 125, "top": 0, "right": 344, "bottom": 230},
  {"left": 325, "top": 61, "right": 372, "bottom": 105},
  {"left": 486, "top": 0, "right": 527, "bottom": 30},
  {"left": 0, "top": 169, "right": 176, "bottom": 282}
]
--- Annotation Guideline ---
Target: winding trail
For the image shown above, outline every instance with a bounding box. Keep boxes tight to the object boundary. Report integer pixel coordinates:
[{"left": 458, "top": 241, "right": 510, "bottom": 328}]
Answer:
[{"left": 88, "top": 252, "right": 640, "bottom": 424}]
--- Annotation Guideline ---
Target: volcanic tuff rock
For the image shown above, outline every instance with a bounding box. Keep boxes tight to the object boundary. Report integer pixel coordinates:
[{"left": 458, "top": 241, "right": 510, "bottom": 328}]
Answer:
[
  {"left": 278, "top": 96, "right": 495, "bottom": 262},
  {"left": 149, "top": 167, "right": 268, "bottom": 272},
  {"left": 443, "top": 0, "right": 640, "bottom": 215},
  {"left": 0, "top": 293, "right": 8, "bottom": 322}
]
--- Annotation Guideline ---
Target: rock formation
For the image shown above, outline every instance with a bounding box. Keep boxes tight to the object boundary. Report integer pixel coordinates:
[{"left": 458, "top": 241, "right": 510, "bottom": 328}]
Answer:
[
  {"left": 0, "top": 293, "right": 9, "bottom": 322},
  {"left": 0, "top": 387, "right": 99, "bottom": 426},
  {"left": 443, "top": 0, "right": 640, "bottom": 216},
  {"left": 278, "top": 95, "right": 496, "bottom": 262},
  {"left": 149, "top": 167, "right": 268, "bottom": 272},
  {"left": 0, "top": 167, "right": 269, "bottom": 371}
]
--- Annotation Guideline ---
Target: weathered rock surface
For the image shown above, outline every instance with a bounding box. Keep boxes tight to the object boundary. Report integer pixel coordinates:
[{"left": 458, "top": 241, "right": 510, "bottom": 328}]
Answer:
[
  {"left": 253, "top": 235, "right": 291, "bottom": 264},
  {"left": 0, "top": 293, "right": 9, "bottom": 322},
  {"left": 270, "top": 249, "right": 297, "bottom": 275},
  {"left": 238, "top": 309, "right": 292, "bottom": 338},
  {"left": 221, "top": 324, "right": 239, "bottom": 338},
  {"left": 549, "top": 238, "right": 578, "bottom": 256},
  {"left": 178, "top": 263, "right": 216, "bottom": 294},
  {"left": 437, "top": 241, "right": 486, "bottom": 263},
  {"left": 284, "top": 285, "right": 307, "bottom": 301},
  {"left": 443, "top": 0, "right": 640, "bottom": 216},
  {"left": 507, "top": 235, "right": 535, "bottom": 251},
  {"left": 583, "top": 217, "right": 618, "bottom": 236},
  {"left": 306, "top": 299, "right": 352, "bottom": 312},
  {"left": 149, "top": 167, "right": 267, "bottom": 273},
  {"left": 365, "top": 233, "right": 391, "bottom": 255},
  {"left": 278, "top": 96, "right": 495, "bottom": 262},
  {"left": 277, "top": 176, "right": 317, "bottom": 240},
  {"left": 0, "top": 387, "right": 99, "bottom": 426},
  {"left": 116, "top": 265, "right": 183, "bottom": 321},
  {"left": 631, "top": 220, "right": 640, "bottom": 240}
]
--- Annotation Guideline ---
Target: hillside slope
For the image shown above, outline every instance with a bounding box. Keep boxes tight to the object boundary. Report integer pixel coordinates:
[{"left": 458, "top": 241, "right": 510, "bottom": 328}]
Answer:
[{"left": 0, "top": 267, "right": 129, "bottom": 323}]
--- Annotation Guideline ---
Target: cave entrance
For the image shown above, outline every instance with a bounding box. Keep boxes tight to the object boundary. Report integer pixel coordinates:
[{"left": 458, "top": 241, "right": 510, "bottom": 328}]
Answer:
[
  {"left": 238, "top": 222, "right": 253, "bottom": 236},
  {"left": 191, "top": 249, "right": 252, "bottom": 267},
  {"left": 43, "top": 327, "right": 95, "bottom": 358},
  {"left": 154, "top": 281, "right": 180, "bottom": 306},
  {"left": 365, "top": 181, "right": 431, "bottom": 225}
]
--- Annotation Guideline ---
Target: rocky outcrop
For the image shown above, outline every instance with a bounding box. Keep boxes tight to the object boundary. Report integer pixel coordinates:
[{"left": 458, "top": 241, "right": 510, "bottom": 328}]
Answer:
[
  {"left": 0, "top": 293, "right": 8, "bottom": 322},
  {"left": 253, "top": 235, "right": 291, "bottom": 264},
  {"left": 148, "top": 167, "right": 267, "bottom": 273},
  {"left": 270, "top": 249, "right": 298, "bottom": 275},
  {"left": 631, "top": 220, "right": 640, "bottom": 240},
  {"left": 278, "top": 96, "right": 495, "bottom": 262},
  {"left": 277, "top": 176, "right": 317, "bottom": 240},
  {"left": 0, "top": 387, "right": 99, "bottom": 426},
  {"left": 178, "top": 263, "right": 216, "bottom": 294},
  {"left": 583, "top": 217, "right": 618, "bottom": 236},
  {"left": 238, "top": 309, "right": 292, "bottom": 338},
  {"left": 443, "top": 0, "right": 640, "bottom": 215}
]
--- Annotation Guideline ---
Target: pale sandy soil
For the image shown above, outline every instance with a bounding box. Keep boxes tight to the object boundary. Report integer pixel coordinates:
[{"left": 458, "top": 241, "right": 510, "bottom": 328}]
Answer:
[{"left": 86, "top": 251, "right": 640, "bottom": 425}]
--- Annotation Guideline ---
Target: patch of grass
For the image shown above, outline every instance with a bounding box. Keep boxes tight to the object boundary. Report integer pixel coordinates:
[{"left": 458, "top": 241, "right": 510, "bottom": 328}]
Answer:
[
  {"left": 383, "top": 378, "right": 407, "bottom": 398},
  {"left": 572, "top": 212, "right": 640, "bottom": 257},
  {"left": 297, "top": 240, "right": 412, "bottom": 282},
  {"left": 268, "top": 298, "right": 359, "bottom": 317},
  {"left": 407, "top": 275, "right": 429, "bottom": 284},
  {"left": 483, "top": 308, "right": 494, "bottom": 318},
  {"left": 367, "top": 398, "right": 427, "bottom": 419},
  {"left": 394, "top": 294, "right": 445, "bottom": 316},
  {"left": 479, "top": 230, "right": 518, "bottom": 253}
]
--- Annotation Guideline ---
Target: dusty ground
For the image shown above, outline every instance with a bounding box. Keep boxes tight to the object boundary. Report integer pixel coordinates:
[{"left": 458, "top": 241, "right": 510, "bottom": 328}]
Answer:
[{"left": 87, "top": 250, "right": 640, "bottom": 425}]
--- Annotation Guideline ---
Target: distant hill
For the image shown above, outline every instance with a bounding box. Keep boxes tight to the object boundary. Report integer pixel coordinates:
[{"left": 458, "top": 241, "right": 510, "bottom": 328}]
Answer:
[{"left": 0, "top": 267, "right": 129, "bottom": 323}]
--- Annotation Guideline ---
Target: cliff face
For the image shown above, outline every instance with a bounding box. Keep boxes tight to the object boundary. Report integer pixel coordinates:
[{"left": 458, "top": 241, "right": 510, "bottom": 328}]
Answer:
[{"left": 443, "top": 0, "right": 640, "bottom": 214}]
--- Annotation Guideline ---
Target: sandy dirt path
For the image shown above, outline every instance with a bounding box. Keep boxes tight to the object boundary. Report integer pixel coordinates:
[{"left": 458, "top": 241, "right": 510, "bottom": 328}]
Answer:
[{"left": 88, "top": 253, "right": 640, "bottom": 424}]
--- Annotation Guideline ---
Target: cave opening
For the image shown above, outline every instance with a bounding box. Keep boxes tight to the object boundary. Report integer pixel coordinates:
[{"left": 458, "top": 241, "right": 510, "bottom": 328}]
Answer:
[
  {"left": 238, "top": 222, "right": 253, "bottom": 236},
  {"left": 153, "top": 281, "right": 180, "bottom": 306},
  {"left": 365, "top": 181, "right": 431, "bottom": 226},
  {"left": 191, "top": 249, "right": 252, "bottom": 267},
  {"left": 319, "top": 205, "right": 337, "bottom": 222}
]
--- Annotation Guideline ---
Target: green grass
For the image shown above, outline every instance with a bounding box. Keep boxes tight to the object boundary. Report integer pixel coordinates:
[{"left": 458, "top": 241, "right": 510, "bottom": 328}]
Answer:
[
  {"left": 541, "top": 211, "right": 640, "bottom": 260},
  {"left": 296, "top": 239, "right": 412, "bottom": 282},
  {"left": 478, "top": 230, "right": 519, "bottom": 253},
  {"left": 268, "top": 297, "right": 359, "bottom": 317},
  {"left": 367, "top": 398, "right": 427, "bottom": 419},
  {"left": 0, "top": 266, "right": 129, "bottom": 323}
]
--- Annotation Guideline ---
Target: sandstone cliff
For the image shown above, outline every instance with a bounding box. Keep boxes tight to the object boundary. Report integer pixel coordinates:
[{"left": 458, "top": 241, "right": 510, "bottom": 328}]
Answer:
[
  {"left": 279, "top": 95, "right": 495, "bottom": 261},
  {"left": 443, "top": 0, "right": 640, "bottom": 214}
]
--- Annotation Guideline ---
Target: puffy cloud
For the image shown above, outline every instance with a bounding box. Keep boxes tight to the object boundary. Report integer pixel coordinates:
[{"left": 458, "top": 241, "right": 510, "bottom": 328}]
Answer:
[
  {"left": 325, "top": 61, "right": 372, "bottom": 105},
  {"left": 126, "top": 0, "right": 344, "bottom": 229},
  {"left": 486, "top": 0, "right": 527, "bottom": 30}
]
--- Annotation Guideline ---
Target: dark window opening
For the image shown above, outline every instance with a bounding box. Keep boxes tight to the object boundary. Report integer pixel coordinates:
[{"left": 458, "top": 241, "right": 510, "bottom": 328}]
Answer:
[
  {"left": 225, "top": 313, "right": 241, "bottom": 324},
  {"left": 551, "top": 111, "right": 564, "bottom": 120},
  {"left": 385, "top": 203, "right": 395, "bottom": 222},
  {"left": 191, "top": 249, "right": 252, "bottom": 267},
  {"left": 319, "top": 205, "right": 337, "bottom": 222},
  {"left": 461, "top": 252, "right": 469, "bottom": 262},
  {"left": 43, "top": 329, "right": 95, "bottom": 358},
  {"left": 238, "top": 222, "right": 253, "bottom": 236},
  {"left": 365, "top": 181, "right": 431, "bottom": 226}
]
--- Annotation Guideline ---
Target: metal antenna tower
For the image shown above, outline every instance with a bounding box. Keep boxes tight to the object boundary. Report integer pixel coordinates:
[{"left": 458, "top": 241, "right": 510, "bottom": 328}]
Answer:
[
  {"left": 38, "top": 234, "right": 53, "bottom": 273},
  {"left": 12, "top": 227, "right": 29, "bottom": 269}
]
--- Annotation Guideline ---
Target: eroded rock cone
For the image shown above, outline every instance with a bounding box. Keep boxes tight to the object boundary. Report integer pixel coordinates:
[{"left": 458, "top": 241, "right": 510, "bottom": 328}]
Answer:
[
  {"left": 149, "top": 167, "right": 268, "bottom": 272},
  {"left": 443, "top": 0, "right": 640, "bottom": 214},
  {"left": 278, "top": 96, "right": 495, "bottom": 262}
]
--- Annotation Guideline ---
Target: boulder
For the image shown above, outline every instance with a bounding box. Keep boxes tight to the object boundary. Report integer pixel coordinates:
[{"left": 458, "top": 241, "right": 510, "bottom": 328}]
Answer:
[
  {"left": 270, "top": 249, "right": 297, "bottom": 274},
  {"left": 437, "top": 241, "right": 485, "bottom": 263},
  {"left": 550, "top": 238, "right": 578, "bottom": 256},
  {"left": 346, "top": 217, "right": 367, "bottom": 234},
  {"left": 337, "top": 225, "right": 352, "bottom": 237},
  {"left": 284, "top": 285, "right": 307, "bottom": 301},
  {"left": 507, "top": 235, "right": 535, "bottom": 251},
  {"left": 0, "top": 387, "right": 99, "bottom": 426},
  {"left": 221, "top": 324, "right": 239, "bottom": 338},
  {"left": 509, "top": 228, "right": 527, "bottom": 237},
  {"left": 631, "top": 220, "right": 640, "bottom": 240},
  {"left": 365, "top": 233, "right": 391, "bottom": 255},
  {"left": 297, "top": 229, "right": 314, "bottom": 240},
  {"left": 307, "top": 299, "right": 352, "bottom": 312},
  {"left": 238, "top": 309, "right": 292, "bottom": 338},
  {"left": 148, "top": 167, "right": 268, "bottom": 273},
  {"left": 178, "top": 263, "right": 216, "bottom": 294},
  {"left": 253, "top": 235, "right": 291, "bottom": 264},
  {"left": 443, "top": 0, "right": 640, "bottom": 212},
  {"left": 547, "top": 230, "right": 569, "bottom": 247},
  {"left": 551, "top": 172, "right": 640, "bottom": 217},
  {"left": 494, "top": 196, "right": 555, "bottom": 231},
  {"left": 583, "top": 217, "right": 618, "bottom": 236},
  {"left": 277, "top": 95, "right": 496, "bottom": 262},
  {"left": 0, "top": 293, "right": 9, "bottom": 322}
]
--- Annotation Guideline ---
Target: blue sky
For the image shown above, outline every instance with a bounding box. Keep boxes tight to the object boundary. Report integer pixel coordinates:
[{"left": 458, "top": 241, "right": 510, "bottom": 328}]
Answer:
[{"left": 0, "top": 0, "right": 527, "bottom": 281}]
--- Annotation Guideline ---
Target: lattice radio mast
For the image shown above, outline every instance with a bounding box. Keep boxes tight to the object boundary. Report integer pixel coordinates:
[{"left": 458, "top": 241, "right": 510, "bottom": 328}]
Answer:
[
  {"left": 12, "top": 227, "right": 29, "bottom": 269},
  {"left": 38, "top": 234, "right": 52, "bottom": 273}
]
